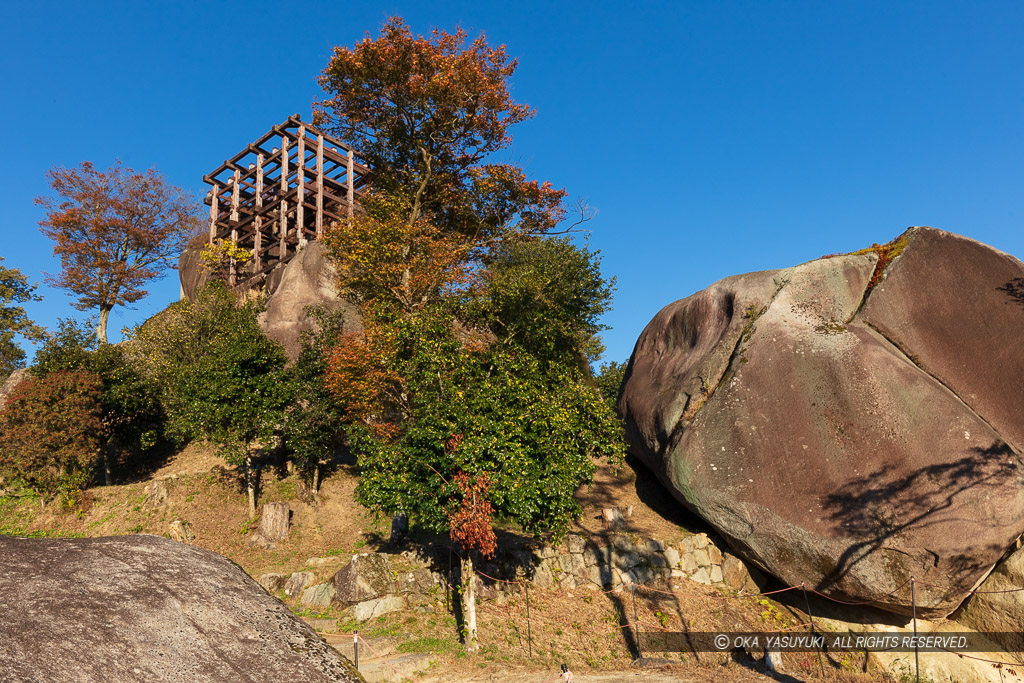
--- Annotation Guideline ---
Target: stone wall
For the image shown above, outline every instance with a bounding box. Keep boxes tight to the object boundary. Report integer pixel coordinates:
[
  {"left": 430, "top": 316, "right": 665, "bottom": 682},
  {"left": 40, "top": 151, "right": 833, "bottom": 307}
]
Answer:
[
  {"left": 478, "top": 532, "right": 762, "bottom": 596},
  {"left": 264, "top": 530, "right": 764, "bottom": 623}
]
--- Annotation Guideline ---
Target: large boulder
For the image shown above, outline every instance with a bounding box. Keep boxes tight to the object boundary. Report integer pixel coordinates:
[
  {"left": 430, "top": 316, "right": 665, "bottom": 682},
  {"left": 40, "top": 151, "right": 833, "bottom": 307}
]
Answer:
[
  {"left": 177, "top": 236, "right": 211, "bottom": 302},
  {"left": 620, "top": 227, "right": 1024, "bottom": 617},
  {"left": 257, "top": 242, "right": 361, "bottom": 359},
  {"left": 0, "top": 535, "right": 363, "bottom": 682},
  {"left": 178, "top": 241, "right": 361, "bottom": 360},
  {"left": 332, "top": 553, "right": 398, "bottom": 605},
  {"left": 955, "top": 542, "right": 1024, "bottom": 657}
]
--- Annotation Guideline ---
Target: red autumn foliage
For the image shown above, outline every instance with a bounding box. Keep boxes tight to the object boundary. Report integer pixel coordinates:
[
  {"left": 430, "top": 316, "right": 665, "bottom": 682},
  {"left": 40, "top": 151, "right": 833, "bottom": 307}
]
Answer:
[
  {"left": 0, "top": 370, "right": 103, "bottom": 500},
  {"left": 314, "top": 17, "right": 566, "bottom": 239},
  {"left": 36, "top": 160, "right": 201, "bottom": 343},
  {"left": 323, "top": 328, "right": 405, "bottom": 439},
  {"left": 449, "top": 471, "right": 497, "bottom": 559},
  {"left": 315, "top": 17, "right": 530, "bottom": 186}
]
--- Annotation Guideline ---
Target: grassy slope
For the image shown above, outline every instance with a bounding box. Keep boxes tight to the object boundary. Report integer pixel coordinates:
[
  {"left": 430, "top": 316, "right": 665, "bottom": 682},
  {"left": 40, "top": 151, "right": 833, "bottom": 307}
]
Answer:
[{"left": 0, "top": 445, "right": 893, "bottom": 682}]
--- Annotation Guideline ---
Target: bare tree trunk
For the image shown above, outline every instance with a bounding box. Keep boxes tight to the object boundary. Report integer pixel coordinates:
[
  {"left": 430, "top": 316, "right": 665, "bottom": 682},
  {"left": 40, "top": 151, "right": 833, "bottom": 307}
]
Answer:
[
  {"left": 461, "top": 553, "right": 479, "bottom": 653},
  {"left": 96, "top": 304, "right": 113, "bottom": 345},
  {"left": 245, "top": 456, "right": 257, "bottom": 518},
  {"left": 101, "top": 445, "right": 112, "bottom": 486},
  {"left": 312, "top": 464, "right": 320, "bottom": 494}
]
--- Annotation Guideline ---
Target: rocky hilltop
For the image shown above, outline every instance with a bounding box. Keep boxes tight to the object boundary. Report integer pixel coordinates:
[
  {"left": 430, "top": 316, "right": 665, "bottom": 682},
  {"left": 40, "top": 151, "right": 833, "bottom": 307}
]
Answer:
[
  {"left": 179, "top": 241, "right": 360, "bottom": 360},
  {"left": 619, "top": 226, "right": 1024, "bottom": 617},
  {"left": 0, "top": 535, "right": 363, "bottom": 682}
]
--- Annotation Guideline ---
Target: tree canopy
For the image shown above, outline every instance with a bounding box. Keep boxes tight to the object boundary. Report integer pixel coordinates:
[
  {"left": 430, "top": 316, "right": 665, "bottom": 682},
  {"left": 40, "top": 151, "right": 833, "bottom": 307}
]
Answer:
[
  {"left": 0, "top": 257, "right": 45, "bottom": 379},
  {"left": 0, "top": 369, "right": 103, "bottom": 506},
  {"left": 127, "top": 281, "right": 289, "bottom": 516},
  {"left": 317, "top": 17, "right": 624, "bottom": 554},
  {"left": 314, "top": 17, "right": 567, "bottom": 240},
  {"left": 31, "top": 317, "right": 165, "bottom": 485},
  {"left": 36, "top": 161, "right": 200, "bottom": 344},
  {"left": 316, "top": 18, "right": 625, "bottom": 651}
]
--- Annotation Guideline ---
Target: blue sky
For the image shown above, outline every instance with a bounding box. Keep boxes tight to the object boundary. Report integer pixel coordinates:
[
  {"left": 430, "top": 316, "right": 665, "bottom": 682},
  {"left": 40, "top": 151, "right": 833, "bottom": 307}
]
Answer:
[{"left": 2, "top": 1, "right": 1022, "bottom": 365}]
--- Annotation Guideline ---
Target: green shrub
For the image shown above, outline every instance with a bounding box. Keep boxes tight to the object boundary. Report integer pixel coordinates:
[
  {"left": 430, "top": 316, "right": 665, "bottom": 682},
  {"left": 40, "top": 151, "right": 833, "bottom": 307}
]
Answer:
[
  {"left": 128, "top": 281, "right": 289, "bottom": 515},
  {"left": 282, "top": 307, "right": 347, "bottom": 492},
  {"left": 32, "top": 318, "right": 166, "bottom": 482},
  {"left": 0, "top": 370, "right": 103, "bottom": 506}
]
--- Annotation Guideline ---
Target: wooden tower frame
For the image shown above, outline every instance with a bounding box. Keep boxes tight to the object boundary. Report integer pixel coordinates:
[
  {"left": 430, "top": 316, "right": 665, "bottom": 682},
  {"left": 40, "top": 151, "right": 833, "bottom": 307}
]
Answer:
[{"left": 202, "top": 114, "right": 369, "bottom": 285}]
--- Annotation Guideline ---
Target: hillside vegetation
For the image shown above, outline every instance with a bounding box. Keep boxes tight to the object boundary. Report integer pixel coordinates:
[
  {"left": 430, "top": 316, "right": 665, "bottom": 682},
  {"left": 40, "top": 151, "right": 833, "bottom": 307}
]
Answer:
[{"left": 0, "top": 444, "right": 894, "bottom": 682}]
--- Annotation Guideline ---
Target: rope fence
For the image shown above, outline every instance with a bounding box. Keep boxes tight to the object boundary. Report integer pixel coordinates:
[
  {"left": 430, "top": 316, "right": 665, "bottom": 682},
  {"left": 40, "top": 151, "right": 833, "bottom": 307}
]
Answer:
[
  {"left": 431, "top": 543, "right": 1024, "bottom": 682},
  {"left": 327, "top": 542, "right": 1023, "bottom": 681}
]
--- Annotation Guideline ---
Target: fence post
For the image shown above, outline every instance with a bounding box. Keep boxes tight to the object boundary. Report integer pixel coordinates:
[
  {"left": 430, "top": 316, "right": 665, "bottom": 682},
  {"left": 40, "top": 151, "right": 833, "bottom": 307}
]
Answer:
[
  {"left": 525, "top": 581, "right": 533, "bottom": 657},
  {"left": 353, "top": 631, "right": 359, "bottom": 670},
  {"left": 801, "top": 583, "right": 825, "bottom": 678},
  {"left": 632, "top": 582, "right": 642, "bottom": 658},
  {"left": 446, "top": 547, "right": 452, "bottom": 612},
  {"left": 911, "top": 578, "right": 919, "bottom": 683}
]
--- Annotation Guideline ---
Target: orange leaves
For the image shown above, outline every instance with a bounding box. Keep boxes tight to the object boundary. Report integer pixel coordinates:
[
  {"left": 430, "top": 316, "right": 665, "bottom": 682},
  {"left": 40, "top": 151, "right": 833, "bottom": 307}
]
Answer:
[
  {"left": 314, "top": 16, "right": 538, "bottom": 226},
  {"left": 35, "top": 160, "right": 200, "bottom": 315},
  {"left": 324, "top": 328, "right": 404, "bottom": 439},
  {"left": 468, "top": 164, "right": 568, "bottom": 237},
  {"left": 445, "top": 433, "right": 465, "bottom": 454},
  {"left": 326, "top": 193, "right": 476, "bottom": 312},
  {"left": 449, "top": 471, "right": 497, "bottom": 559}
]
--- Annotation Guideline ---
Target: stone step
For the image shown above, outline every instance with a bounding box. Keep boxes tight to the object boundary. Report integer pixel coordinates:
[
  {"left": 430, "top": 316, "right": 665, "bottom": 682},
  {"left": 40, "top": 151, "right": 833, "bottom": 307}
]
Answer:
[
  {"left": 322, "top": 635, "right": 435, "bottom": 682},
  {"left": 301, "top": 616, "right": 339, "bottom": 633},
  {"left": 324, "top": 634, "right": 401, "bottom": 660},
  {"left": 357, "top": 653, "right": 435, "bottom": 683}
]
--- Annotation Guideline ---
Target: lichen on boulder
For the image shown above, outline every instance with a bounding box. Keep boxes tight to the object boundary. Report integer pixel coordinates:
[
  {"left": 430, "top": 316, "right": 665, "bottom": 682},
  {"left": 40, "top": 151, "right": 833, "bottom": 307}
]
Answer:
[
  {"left": 620, "top": 227, "right": 1024, "bottom": 617},
  {"left": 0, "top": 535, "right": 364, "bottom": 682}
]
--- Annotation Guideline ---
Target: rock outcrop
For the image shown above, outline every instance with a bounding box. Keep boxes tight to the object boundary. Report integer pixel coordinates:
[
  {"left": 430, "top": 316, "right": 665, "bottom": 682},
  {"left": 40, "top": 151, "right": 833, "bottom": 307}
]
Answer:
[
  {"left": 332, "top": 553, "right": 398, "bottom": 604},
  {"left": 620, "top": 227, "right": 1024, "bottom": 617},
  {"left": 257, "top": 242, "right": 361, "bottom": 359},
  {"left": 956, "top": 541, "right": 1024, "bottom": 656},
  {"left": 0, "top": 367, "right": 29, "bottom": 408},
  {"left": 0, "top": 535, "right": 363, "bottom": 682},
  {"left": 178, "top": 241, "right": 361, "bottom": 360}
]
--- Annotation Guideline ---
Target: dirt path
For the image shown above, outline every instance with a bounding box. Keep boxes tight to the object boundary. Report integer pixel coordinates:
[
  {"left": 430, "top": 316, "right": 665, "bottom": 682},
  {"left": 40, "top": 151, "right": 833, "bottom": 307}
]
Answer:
[{"left": 413, "top": 659, "right": 844, "bottom": 682}]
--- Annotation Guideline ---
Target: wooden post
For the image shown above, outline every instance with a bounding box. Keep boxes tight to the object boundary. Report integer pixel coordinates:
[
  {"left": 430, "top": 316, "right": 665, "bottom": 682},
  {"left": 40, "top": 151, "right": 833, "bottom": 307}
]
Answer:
[
  {"left": 524, "top": 582, "right": 532, "bottom": 658},
  {"left": 208, "top": 184, "right": 219, "bottom": 244},
  {"left": 347, "top": 149, "right": 354, "bottom": 219},
  {"left": 254, "top": 153, "right": 264, "bottom": 272},
  {"left": 296, "top": 126, "right": 305, "bottom": 242},
  {"left": 279, "top": 136, "right": 289, "bottom": 259},
  {"left": 230, "top": 170, "right": 240, "bottom": 222},
  {"left": 229, "top": 170, "right": 240, "bottom": 286},
  {"left": 315, "top": 134, "right": 324, "bottom": 238}
]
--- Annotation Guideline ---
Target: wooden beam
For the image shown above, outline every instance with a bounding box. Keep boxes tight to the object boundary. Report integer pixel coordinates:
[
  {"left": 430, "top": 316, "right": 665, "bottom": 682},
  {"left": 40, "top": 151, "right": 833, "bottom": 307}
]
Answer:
[
  {"left": 279, "top": 134, "right": 289, "bottom": 260},
  {"left": 208, "top": 185, "right": 219, "bottom": 244},
  {"left": 296, "top": 126, "right": 305, "bottom": 241},
  {"left": 205, "top": 115, "right": 359, "bottom": 182},
  {"left": 202, "top": 115, "right": 371, "bottom": 287},
  {"left": 347, "top": 149, "right": 354, "bottom": 219},
  {"left": 280, "top": 137, "right": 290, "bottom": 197},
  {"left": 254, "top": 153, "right": 264, "bottom": 272},
  {"left": 230, "top": 170, "right": 240, "bottom": 223},
  {"left": 229, "top": 171, "right": 240, "bottom": 286},
  {"left": 316, "top": 134, "right": 324, "bottom": 238}
]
